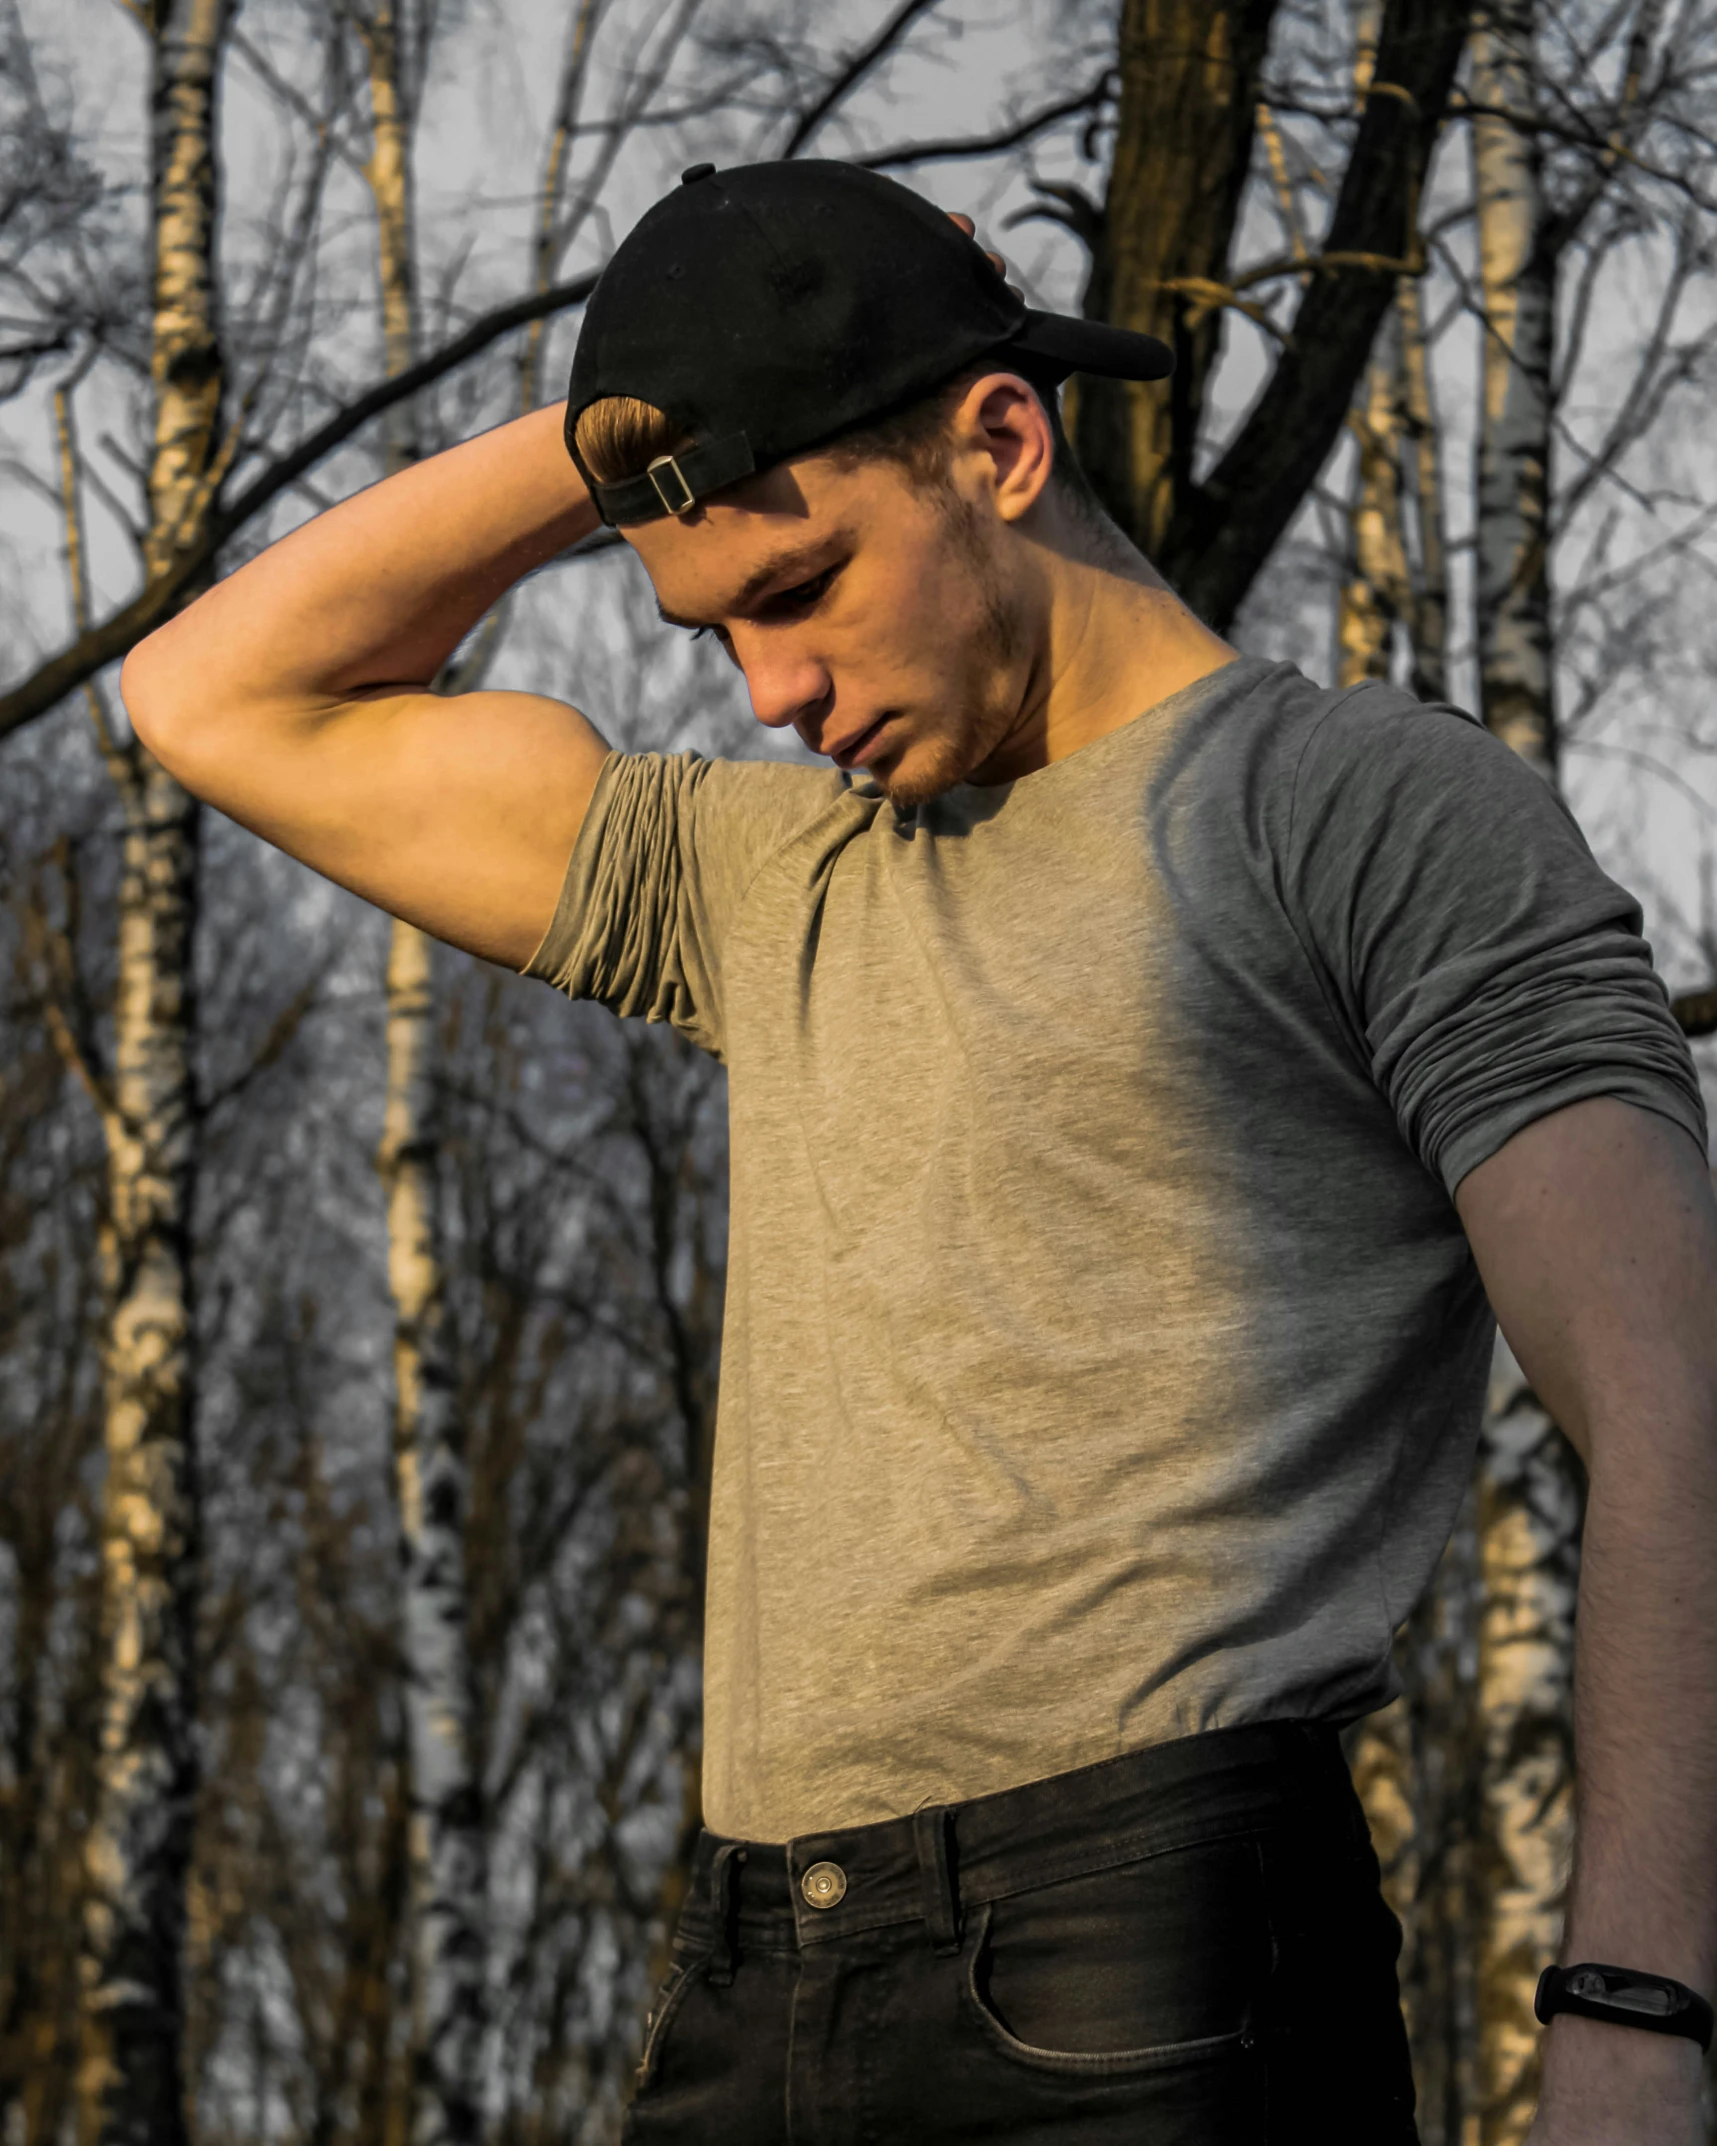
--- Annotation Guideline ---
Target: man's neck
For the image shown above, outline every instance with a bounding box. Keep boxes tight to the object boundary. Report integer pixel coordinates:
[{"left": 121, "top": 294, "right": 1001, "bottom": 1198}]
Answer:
[{"left": 971, "top": 533, "right": 1239, "bottom": 786}]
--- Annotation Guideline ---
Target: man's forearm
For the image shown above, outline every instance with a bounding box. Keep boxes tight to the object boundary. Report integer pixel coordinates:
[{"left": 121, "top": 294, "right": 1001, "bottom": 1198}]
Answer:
[
  {"left": 1457, "top": 1101, "right": 1717, "bottom": 2142},
  {"left": 131, "top": 402, "right": 598, "bottom": 725},
  {"left": 1562, "top": 1432, "right": 1717, "bottom": 1991},
  {"left": 1535, "top": 1414, "right": 1717, "bottom": 2133}
]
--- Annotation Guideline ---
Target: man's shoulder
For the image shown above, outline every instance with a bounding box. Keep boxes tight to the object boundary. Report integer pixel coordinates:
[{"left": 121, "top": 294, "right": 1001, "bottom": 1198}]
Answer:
[
  {"left": 600, "top": 744, "right": 850, "bottom": 832},
  {"left": 1158, "top": 660, "right": 1521, "bottom": 839},
  {"left": 1170, "top": 657, "right": 1483, "bottom": 771},
  {"left": 589, "top": 746, "right": 863, "bottom": 906}
]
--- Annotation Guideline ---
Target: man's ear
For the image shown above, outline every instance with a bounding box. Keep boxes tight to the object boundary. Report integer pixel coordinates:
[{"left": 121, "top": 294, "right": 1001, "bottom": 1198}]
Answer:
[{"left": 951, "top": 372, "right": 1055, "bottom": 522}]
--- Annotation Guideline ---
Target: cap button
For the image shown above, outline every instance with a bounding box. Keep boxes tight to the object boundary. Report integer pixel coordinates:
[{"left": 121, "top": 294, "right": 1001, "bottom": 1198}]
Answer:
[{"left": 680, "top": 162, "right": 716, "bottom": 186}]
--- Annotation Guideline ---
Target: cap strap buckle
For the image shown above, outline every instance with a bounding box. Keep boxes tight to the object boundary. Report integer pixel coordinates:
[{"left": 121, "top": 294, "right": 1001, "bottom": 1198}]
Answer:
[
  {"left": 646, "top": 453, "right": 697, "bottom": 517},
  {"left": 584, "top": 431, "right": 755, "bottom": 526}
]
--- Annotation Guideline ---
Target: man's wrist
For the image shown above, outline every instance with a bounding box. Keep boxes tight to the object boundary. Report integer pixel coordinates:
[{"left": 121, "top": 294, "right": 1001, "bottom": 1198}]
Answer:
[{"left": 1537, "top": 2010, "right": 1705, "bottom": 2138}]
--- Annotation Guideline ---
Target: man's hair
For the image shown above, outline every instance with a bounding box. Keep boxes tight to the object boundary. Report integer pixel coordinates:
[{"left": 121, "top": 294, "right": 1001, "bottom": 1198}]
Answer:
[{"left": 572, "top": 364, "right": 1112, "bottom": 530}]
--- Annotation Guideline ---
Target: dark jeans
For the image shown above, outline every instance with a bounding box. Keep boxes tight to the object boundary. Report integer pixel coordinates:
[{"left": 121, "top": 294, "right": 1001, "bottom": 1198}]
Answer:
[{"left": 623, "top": 1720, "right": 1418, "bottom": 2143}]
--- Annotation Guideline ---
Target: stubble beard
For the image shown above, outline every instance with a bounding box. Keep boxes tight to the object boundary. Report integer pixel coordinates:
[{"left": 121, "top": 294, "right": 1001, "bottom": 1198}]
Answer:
[{"left": 876, "top": 499, "right": 1027, "bottom": 811}]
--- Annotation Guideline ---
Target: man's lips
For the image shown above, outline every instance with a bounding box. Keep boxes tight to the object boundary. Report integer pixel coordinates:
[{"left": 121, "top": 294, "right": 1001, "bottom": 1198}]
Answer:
[{"left": 827, "top": 716, "right": 890, "bottom": 769}]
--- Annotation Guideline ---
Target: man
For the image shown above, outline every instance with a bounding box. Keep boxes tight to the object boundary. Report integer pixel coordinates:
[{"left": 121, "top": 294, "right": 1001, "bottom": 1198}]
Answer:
[{"left": 123, "top": 162, "right": 1717, "bottom": 2145}]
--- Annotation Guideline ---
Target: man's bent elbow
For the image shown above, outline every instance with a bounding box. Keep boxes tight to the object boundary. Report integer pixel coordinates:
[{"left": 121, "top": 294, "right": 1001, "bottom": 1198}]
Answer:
[
  {"left": 121, "top": 628, "right": 186, "bottom": 764},
  {"left": 121, "top": 618, "right": 236, "bottom": 787}
]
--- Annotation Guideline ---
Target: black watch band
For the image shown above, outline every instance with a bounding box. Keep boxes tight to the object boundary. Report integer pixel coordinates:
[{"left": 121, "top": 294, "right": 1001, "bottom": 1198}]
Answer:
[{"left": 1535, "top": 1962, "right": 1714, "bottom": 2051}]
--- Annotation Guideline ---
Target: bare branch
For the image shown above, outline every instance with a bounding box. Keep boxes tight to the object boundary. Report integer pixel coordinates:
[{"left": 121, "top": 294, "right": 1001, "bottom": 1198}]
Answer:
[
  {"left": 779, "top": 0, "right": 944, "bottom": 159},
  {"left": 0, "top": 267, "right": 599, "bottom": 744},
  {"left": 859, "top": 71, "right": 1112, "bottom": 173}
]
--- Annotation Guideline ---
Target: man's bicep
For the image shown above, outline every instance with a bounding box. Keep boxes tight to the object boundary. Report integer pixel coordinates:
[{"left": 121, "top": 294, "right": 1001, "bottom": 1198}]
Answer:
[
  {"left": 1454, "top": 1096, "right": 1717, "bottom": 1463},
  {"left": 165, "top": 682, "right": 611, "bottom": 970}
]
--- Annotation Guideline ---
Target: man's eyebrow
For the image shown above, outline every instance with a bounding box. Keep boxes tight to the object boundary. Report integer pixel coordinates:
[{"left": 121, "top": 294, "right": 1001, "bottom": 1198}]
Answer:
[{"left": 654, "top": 537, "right": 845, "bottom": 632}]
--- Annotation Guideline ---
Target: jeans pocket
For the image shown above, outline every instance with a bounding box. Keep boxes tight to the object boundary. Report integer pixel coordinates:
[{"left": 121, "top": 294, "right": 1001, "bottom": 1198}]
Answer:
[
  {"left": 958, "top": 1832, "right": 1272, "bottom": 2080},
  {"left": 632, "top": 1958, "right": 701, "bottom": 2099}
]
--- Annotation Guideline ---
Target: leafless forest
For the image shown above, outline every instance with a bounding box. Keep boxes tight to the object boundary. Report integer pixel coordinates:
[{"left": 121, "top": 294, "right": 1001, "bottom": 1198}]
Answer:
[{"left": 2, "top": 2, "right": 1716, "bottom": 2141}]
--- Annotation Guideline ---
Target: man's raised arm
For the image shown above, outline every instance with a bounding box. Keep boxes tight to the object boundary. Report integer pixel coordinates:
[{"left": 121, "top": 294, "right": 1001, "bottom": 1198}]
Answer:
[{"left": 122, "top": 402, "right": 609, "bottom": 970}]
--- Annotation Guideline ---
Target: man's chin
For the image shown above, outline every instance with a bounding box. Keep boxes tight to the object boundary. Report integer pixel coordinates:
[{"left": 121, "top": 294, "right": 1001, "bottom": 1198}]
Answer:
[
  {"left": 873, "top": 732, "right": 978, "bottom": 810},
  {"left": 876, "top": 757, "right": 955, "bottom": 810}
]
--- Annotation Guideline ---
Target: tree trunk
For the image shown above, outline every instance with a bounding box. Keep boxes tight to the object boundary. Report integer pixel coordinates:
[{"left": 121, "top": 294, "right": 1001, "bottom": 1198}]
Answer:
[
  {"left": 1338, "top": 302, "right": 1411, "bottom": 686},
  {"left": 1397, "top": 273, "right": 1450, "bottom": 702},
  {"left": 1475, "top": 1348, "right": 1581, "bottom": 2146},
  {"left": 1075, "top": 0, "right": 1470, "bottom": 628},
  {"left": 1472, "top": 0, "right": 1556, "bottom": 777},
  {"left": 376, "top": 919, "right": 485, "bottom": 2146},
  {"left": 77, "top": 7, "right": 229, "bottom": 2144},
  {"left": 1134, "top": 0, "right": 1470, "bottom": 626},
  {"left": 1471, "top": 11, "right": 1580, "bottom": 2142},
  {"left": 1071, "top": 0, "right": 1280, "bottom": 557},
  {"left": 361, "top": 12, "right": 487, "bottom": 2143}
]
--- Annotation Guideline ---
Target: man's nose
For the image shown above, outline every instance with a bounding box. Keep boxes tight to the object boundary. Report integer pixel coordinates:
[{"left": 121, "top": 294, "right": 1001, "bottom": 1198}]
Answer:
[{"left": 737, "top": 635, "right": 831, "bottom": 732}]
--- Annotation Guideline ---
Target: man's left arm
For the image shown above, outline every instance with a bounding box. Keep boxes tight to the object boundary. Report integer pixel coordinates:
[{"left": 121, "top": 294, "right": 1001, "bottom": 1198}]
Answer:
[{"left": 1457, "top": 1093, "right": 1717, "bottom": 2146}]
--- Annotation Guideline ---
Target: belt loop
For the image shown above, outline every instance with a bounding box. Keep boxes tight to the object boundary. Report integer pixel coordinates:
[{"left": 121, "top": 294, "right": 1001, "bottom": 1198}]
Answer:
[
  {"left": 706, "top": 1841, "right": 745, "bottom": 1987},
  {"left": 913, "top": 1806, "right": 961, "bottom": 1956}
]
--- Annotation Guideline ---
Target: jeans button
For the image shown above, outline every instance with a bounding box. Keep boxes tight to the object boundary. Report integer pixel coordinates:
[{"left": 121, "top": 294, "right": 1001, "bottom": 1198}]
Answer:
[{"left": 801, "top": 1860, "right": 847, "bottom": 1909}]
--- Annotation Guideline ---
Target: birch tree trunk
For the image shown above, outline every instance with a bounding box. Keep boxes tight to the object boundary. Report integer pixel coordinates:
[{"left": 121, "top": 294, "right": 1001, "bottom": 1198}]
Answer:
[
  {"left": 1338, "top": 303, "right": 1411, "bottom": 686},
  {"left": 77, "top": 6, "right": 229, "bottom": 2145},
  {"left": 1473, "top": 0, "right": 1555, "bottom": 776},
  {"left": 1471, "top": 9, "right": 1579, "bottom": 2140},
  {"left": 1335, "top": 272, "right": 1449, "bottom": 702},
  {"left": 360, "top": 11, "right": 487, "bottom": 2142},
  {"left": 1398, "top": 274, "right": 1450, "bottom": 702},
  {"left": 1475, "top": 1347, "right": 1581, "bottom": 2146}
]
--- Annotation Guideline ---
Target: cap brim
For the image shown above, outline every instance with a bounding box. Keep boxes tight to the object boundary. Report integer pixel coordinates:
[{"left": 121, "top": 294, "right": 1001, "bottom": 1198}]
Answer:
[{"left": 1006, "top": 310, "right": 1174, "bottom": 383}]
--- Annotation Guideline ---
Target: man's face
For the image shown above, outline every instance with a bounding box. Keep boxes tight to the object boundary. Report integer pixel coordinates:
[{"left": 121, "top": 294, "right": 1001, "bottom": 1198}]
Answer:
[{"left": 625, "top": 443, "right": 1039, "bottom": 808}]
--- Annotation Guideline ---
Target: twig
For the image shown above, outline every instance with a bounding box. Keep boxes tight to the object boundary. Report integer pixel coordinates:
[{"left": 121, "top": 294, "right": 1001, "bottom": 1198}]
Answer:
[
  {"left": 779, "top": 0, "right": 944, "bottom": 159},
  {"left": 859, "top": 72, "right": 1112, "bottom": 171}
]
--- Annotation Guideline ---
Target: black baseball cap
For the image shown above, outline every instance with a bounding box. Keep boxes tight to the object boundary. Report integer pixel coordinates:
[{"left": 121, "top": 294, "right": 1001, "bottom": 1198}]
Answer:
[{"left": 565, "top": 159, "right": 1173, "bottom": 527}]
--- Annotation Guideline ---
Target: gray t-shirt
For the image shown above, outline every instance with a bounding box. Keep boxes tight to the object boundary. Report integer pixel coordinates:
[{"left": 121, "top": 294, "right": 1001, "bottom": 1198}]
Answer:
[{"left": 527, "top": 654, "right": 1705, "bottom": 1843}]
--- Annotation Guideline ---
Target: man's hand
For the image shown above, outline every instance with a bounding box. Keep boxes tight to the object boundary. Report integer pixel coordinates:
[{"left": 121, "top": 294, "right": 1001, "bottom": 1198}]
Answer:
[
  {"left": 1457, "top": 1096, "right": 1717, "bottom": 2144},
  {"left": 946, "top": 210, "right": 1024, "bottom": 299}
]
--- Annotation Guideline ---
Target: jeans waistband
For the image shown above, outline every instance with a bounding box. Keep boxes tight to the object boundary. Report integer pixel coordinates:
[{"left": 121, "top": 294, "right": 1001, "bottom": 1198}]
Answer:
[{"left": 679, "top": 1719, "right": 1363, "bottom": 1968}]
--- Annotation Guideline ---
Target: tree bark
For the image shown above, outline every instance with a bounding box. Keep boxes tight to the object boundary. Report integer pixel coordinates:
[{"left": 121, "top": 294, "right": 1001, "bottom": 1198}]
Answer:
[
  {"left": 77, "top": 7, "right": 228, "bottom": 2144},
  {"left": 360, "top": 12, "right": 487, "bottom": 2143}
]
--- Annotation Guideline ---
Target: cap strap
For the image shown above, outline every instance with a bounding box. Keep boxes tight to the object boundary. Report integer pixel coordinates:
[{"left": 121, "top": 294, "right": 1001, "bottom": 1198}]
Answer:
[{"left": 590, "top": 431, "right": 757, "bottom": 526}]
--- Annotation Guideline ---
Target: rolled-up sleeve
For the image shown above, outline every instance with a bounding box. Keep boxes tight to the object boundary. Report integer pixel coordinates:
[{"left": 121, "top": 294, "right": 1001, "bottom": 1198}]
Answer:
[
  {"left": 1286, "top": 694, "right": 1707, "bottom": 1193},
  {"left": 524, "top": 749, "right": 838, "bottom": 1061}
]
